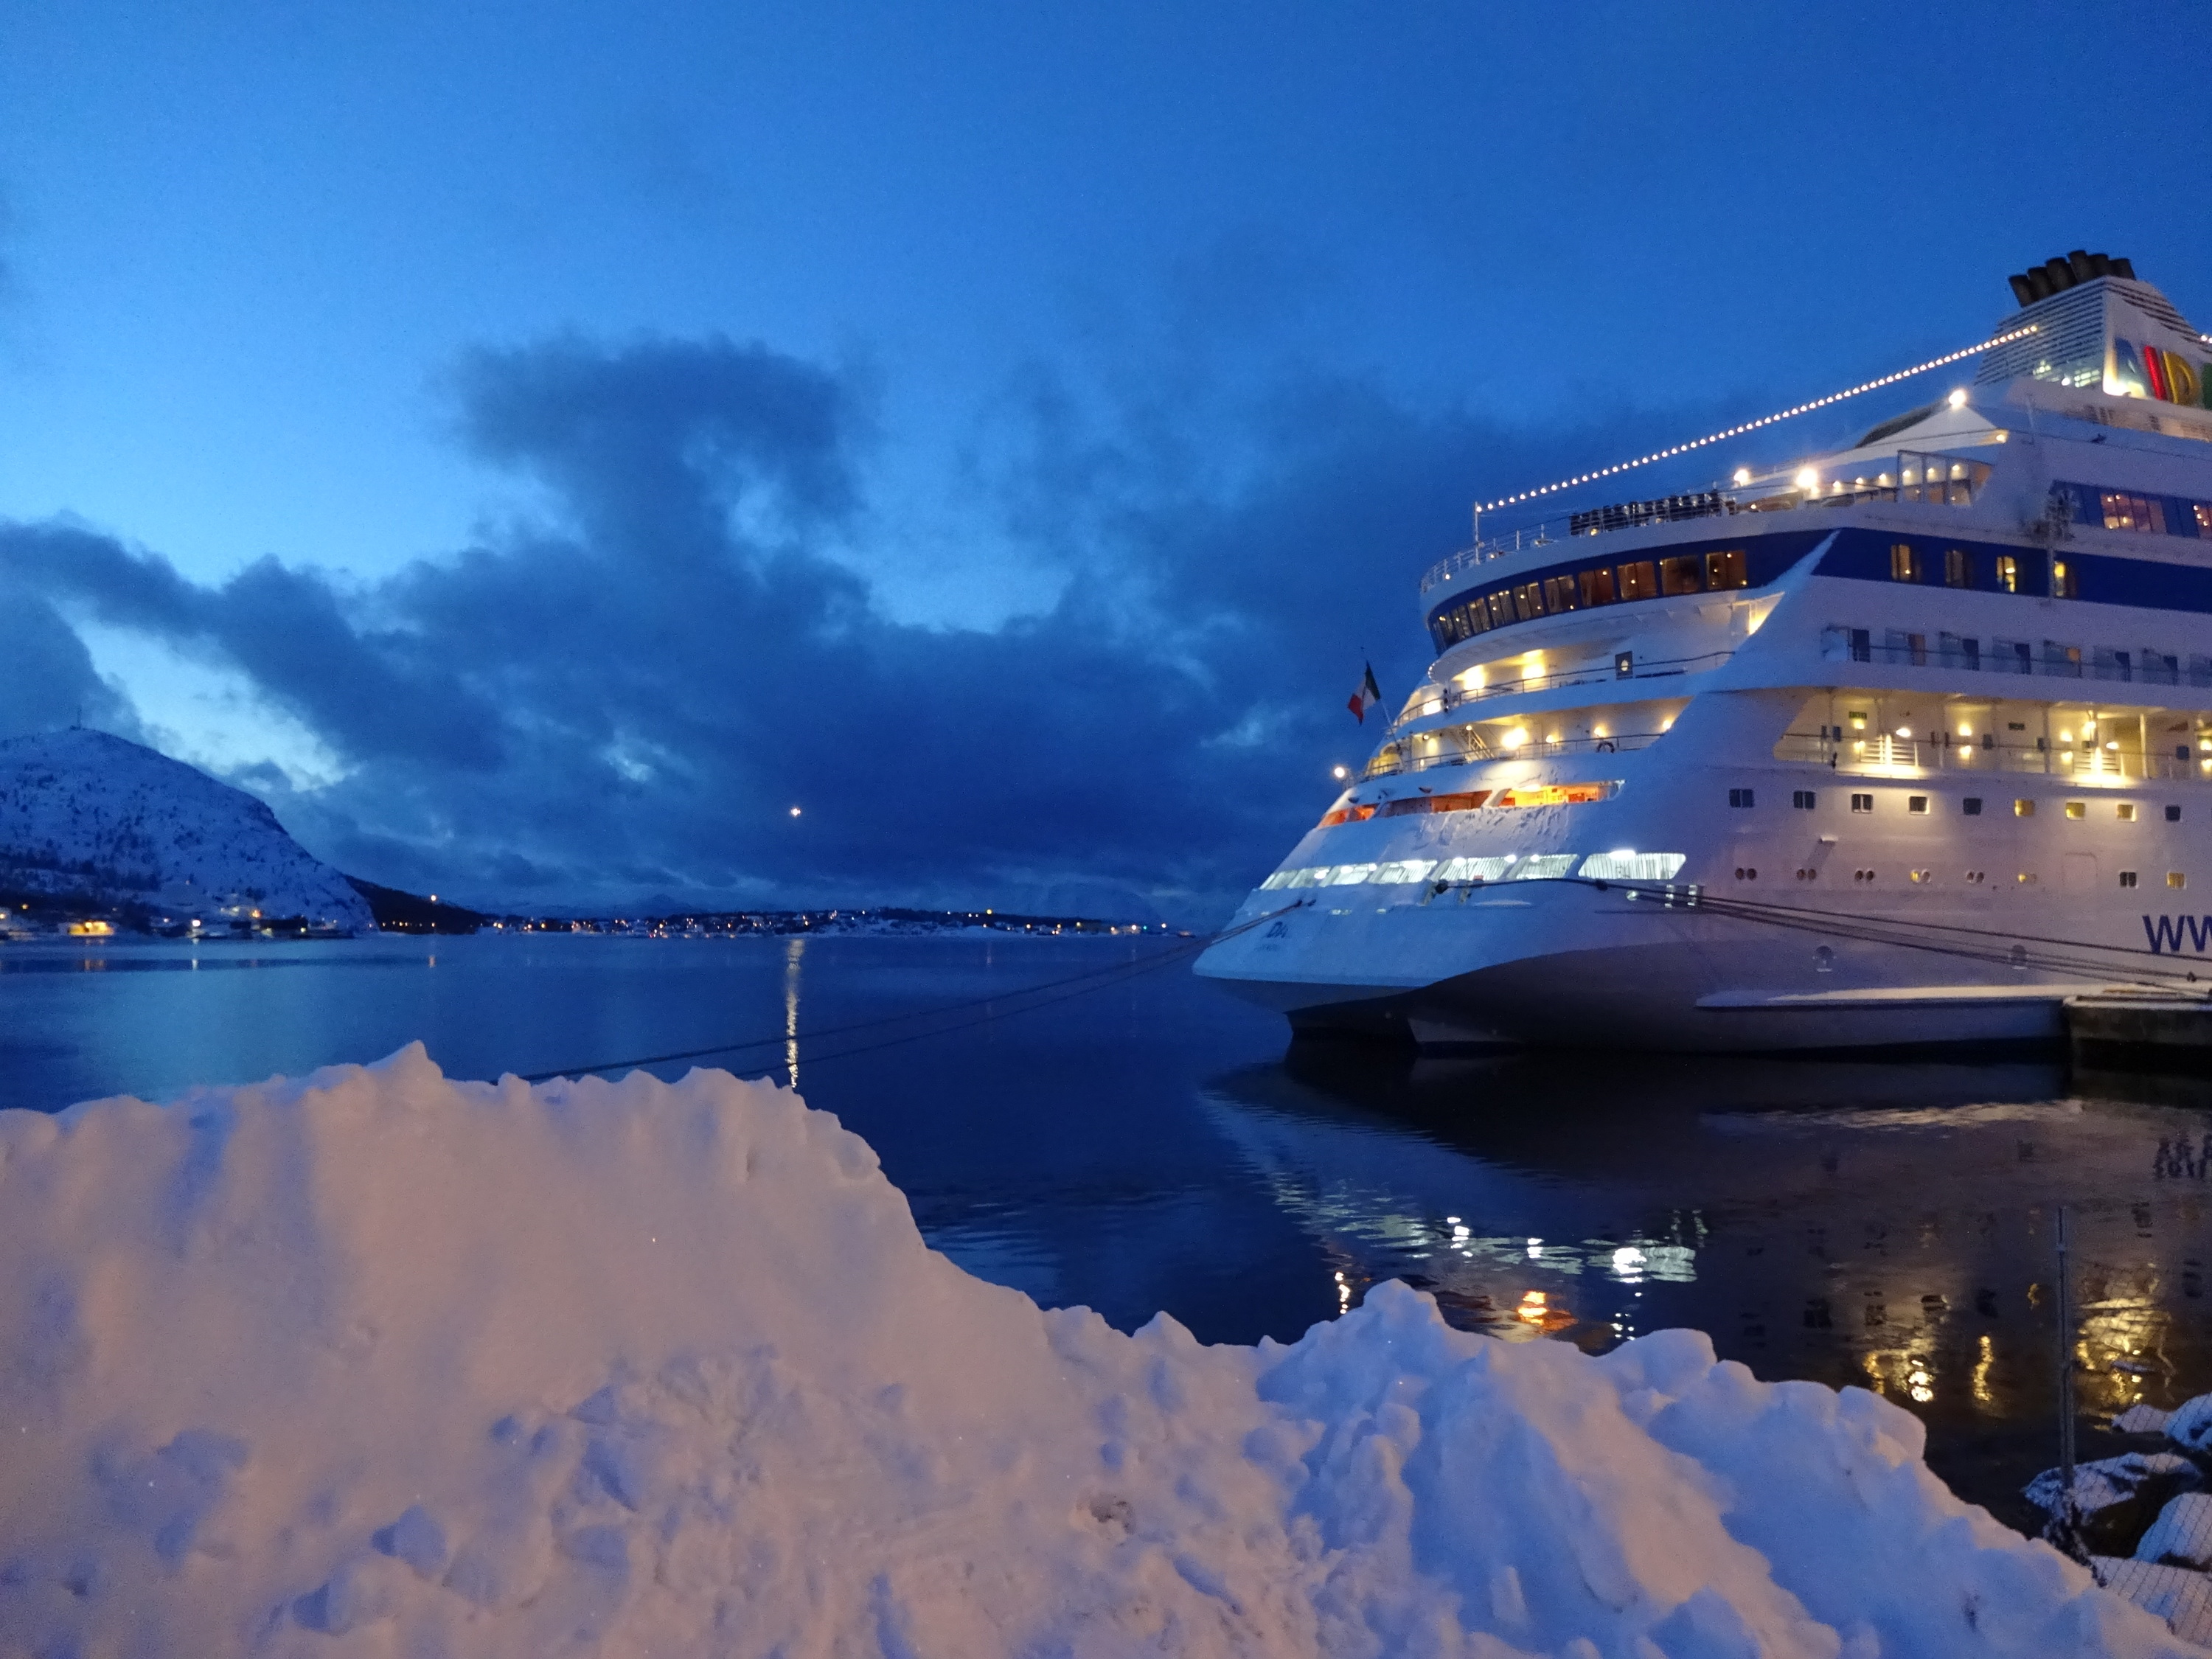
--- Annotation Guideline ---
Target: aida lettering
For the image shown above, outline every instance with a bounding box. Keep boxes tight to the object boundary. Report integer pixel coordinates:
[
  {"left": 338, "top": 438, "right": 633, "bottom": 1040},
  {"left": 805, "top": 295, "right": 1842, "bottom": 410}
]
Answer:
[
  {"left": 2143, "top": 914, "right": 2212, "bottom": 953},
  {"left": 2113, "top": 338, "right": 2210, "bottom": 407}
]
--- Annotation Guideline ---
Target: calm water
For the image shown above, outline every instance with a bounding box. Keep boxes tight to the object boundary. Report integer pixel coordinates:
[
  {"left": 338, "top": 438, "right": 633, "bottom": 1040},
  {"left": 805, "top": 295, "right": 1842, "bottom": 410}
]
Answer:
[{"left": 7, "top": 931, "right": 2212, "bottom": 1530}]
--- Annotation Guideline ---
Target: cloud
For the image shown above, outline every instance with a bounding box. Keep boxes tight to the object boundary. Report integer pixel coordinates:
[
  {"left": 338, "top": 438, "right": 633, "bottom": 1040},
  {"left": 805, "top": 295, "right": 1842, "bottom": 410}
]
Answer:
[
  {"left": 0, "top": 577, "right": 141, "bottom": 740},
  {"left": 0, "top": 328, "right": 1657, "bottom": 920}
]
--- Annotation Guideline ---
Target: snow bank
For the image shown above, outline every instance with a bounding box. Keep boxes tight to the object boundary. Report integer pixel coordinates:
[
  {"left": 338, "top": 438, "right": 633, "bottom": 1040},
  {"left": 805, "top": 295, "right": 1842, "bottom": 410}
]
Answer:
[{"left": 0, "top": 1047, "right": 2197, "bottom": 1658}]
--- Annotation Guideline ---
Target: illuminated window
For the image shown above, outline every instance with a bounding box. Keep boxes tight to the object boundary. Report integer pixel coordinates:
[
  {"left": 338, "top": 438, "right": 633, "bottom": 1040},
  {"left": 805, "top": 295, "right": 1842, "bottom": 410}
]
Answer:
[
  {"left": 1616, "top": 560, "right": 1658, "bottom": 601},
  {"left": 2103, "top": 491, "right": 2167, "bottom": 534},
  {"left": 2051, "top": 560, "right": 2077, "bottom": 599},
  {"left": 1543, "top": 574, "right": 1582, "bottom": 613},
  {"left": 1890, "top": 543, "right": 1923, "bottom": 582},
  {"left": 2171, "top": 872, "right": 2188, "bottom": 890},
  {"left": 2015, "top": 799, "right": 2035, "bottom": 817},
  {"left": 1995, "top": 555, "right": 2017, "bottom": 594},
  {"left": 1944, "top": 547, "right": 1971, "bottom": 588},
  {"left": 1660, "top": 554, "right": 1704, "bottom": 596},
  {"left": 1514, "top": 582, "right": 1546, "bottom": 621},
  {"left": 2065, "top": 801, "right": 2085, "bottom": 819},
  {"left": 1579, "top": 566, "right": 1618, "bottom": 606},
  {"left": 1576, "top": 852, "right": 1688, "bottom": 880},
  {"left": 1705, "top": 549, "right": 1748, "bottom": 589},
  {"left": 2118, "top": 803, "right": 2137, "bottom": 821}
]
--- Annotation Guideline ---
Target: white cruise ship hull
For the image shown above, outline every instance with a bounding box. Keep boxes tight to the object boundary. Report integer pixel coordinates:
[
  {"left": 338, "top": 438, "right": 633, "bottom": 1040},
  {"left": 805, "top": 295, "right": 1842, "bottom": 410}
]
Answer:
[
  {"left": 1201, "top": 886, "right": 2110, "bottom": 1051},
  {"left": 1199, "top": 254, "right": 2212, "bottom": 1052}
]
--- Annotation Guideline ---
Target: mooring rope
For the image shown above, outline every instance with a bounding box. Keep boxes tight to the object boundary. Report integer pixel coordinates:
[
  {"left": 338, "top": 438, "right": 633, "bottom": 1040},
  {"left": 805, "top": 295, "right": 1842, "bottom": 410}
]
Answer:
[{"left": 515, "top": 902, "right": 1301, "bottom": 1082}]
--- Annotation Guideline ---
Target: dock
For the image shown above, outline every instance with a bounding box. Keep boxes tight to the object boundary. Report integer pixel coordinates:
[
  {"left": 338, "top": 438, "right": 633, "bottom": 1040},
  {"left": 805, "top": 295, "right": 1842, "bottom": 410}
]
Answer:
[{"left": 2065, "top": 991, "right": 2212, "bottom": 1074}]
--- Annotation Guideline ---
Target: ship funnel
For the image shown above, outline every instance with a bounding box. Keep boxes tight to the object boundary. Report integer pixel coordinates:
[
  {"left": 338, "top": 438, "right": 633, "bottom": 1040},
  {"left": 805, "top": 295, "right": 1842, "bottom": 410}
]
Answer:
[{"left": 1980, "top": 253, "right": 2199, "bottom": 402}]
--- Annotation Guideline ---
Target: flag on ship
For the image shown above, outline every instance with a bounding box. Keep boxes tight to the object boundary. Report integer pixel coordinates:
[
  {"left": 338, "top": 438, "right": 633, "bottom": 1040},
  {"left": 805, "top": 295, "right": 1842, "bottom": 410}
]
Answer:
[{"left": 1347, "top": 663, "right": 1382, "bottom": 723}]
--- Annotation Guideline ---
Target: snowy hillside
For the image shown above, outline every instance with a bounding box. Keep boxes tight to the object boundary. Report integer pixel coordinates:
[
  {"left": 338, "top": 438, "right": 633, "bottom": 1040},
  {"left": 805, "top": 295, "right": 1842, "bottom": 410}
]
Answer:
[
  {"left": 0, "top": 1047, "right": 2197, "bottom": 1657},
  {"left": 0, "top": 728, "right": 373, "bottom": 931}
]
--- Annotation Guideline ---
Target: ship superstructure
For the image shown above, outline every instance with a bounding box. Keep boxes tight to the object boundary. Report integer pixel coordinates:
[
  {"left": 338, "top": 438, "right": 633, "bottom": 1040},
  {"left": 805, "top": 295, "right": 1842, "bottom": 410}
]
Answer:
[{"left": 1196, "top": 253, "right": 2212, "bottom": 1051}]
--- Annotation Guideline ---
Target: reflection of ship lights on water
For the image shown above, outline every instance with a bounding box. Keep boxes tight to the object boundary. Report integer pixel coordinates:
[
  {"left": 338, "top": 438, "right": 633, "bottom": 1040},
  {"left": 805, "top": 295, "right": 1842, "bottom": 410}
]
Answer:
[
  {"left": 1335, "top": 1270, "right": 1352, "bottom": 1312},
  {"left": 1516, "top": 1290, "right": 1548, "bottom": 1323}
]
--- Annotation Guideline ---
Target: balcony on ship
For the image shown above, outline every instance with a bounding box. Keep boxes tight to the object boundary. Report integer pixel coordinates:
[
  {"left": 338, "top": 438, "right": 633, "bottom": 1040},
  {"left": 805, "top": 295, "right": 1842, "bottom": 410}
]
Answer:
[
  {"left": 1394, "top": 646, "right": 1736, "bottom": 728},
  {"left": 1774, "top": 692, "right": 2212, "bottom": 785},
  {"left": 1365, "top": 697, "right": 1688, "bottom": 781}
]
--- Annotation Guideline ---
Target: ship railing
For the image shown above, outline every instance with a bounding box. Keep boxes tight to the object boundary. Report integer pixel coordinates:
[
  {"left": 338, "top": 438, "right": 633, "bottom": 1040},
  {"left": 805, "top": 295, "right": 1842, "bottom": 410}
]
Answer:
[
  {"left": 1363, "top": 729, "right": 1666, "bottom": 781},
  {"left": 1775, "top": 729, "right": 2203, "bottom": 782},
  {"left": 1823, "top": 629, "right": 2212, "bottom": 686},
  {"left": 1392, "top": 650, "right": 1734, "bottom": 728},
  {"left": 1419, "top": 453, "right": 1994, "bottom": 594}
]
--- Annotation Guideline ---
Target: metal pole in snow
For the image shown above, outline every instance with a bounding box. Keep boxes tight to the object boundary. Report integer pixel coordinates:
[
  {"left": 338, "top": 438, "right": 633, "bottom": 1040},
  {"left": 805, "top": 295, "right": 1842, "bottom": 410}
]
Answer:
[{"left": 2056, "top": 1206, "right": 2077, "bottom": 1539}]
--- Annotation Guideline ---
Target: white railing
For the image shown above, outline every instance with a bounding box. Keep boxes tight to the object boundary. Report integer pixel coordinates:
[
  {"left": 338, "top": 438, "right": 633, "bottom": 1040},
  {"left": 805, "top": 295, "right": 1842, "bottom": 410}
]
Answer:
[{"left": 1393, "top": 650, "right": 1733, "bottom": 729}]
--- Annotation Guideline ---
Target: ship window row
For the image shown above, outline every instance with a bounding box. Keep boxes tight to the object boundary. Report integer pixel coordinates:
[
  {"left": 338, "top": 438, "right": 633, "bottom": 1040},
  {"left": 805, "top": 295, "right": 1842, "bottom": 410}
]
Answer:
[
  {"left": 1883, "top": 540, "right": 2078, "bottom": 596},
  {"left": 1318, "top": 780, "right": 1618, "bottom": 827},
  {"left": 1428, "top": 549, "right": 1750, "bottom": 651},
  {"left": 1259, "top": 851, "right": 1686, "bottom": 890},
  {"left": 1751, "top": 786, "right": 2182, "bottom": 821},
  {"left": 2051, "top": 481, "right": 2212, "bottom": 540},
  {"left": 1823, "top": 627, "right": 2212, "bottom": 686}
]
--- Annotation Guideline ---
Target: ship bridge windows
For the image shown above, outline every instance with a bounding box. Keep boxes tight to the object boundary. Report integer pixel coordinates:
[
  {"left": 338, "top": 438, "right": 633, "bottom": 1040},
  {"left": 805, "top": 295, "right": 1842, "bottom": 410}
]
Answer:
[{"left": 1424, "top": 534, "right": 1788, "bottom": 653}]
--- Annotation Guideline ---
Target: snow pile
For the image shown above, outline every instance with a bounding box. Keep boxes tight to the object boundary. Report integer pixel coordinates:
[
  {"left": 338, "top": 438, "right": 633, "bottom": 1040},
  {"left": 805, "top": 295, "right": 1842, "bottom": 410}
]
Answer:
[
  {"left": 0, "top": 727, "right": 372, "bottom": 930},
  {"left": 0, "top": 1049, "right": 2196, "bottom": 1658}
]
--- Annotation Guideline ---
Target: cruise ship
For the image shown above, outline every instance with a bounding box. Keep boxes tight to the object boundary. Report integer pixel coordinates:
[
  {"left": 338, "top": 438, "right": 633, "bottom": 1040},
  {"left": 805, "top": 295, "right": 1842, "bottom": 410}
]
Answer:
[{"left": 1196, "top": 252, "right": 2212, "bottom": 1051}]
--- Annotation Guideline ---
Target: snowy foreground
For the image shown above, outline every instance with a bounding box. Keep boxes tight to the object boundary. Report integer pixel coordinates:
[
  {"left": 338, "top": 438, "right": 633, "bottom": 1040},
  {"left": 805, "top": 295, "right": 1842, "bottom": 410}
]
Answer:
[{"left": 0, "top": 1048, "right": 2199, "bottom": 1658}]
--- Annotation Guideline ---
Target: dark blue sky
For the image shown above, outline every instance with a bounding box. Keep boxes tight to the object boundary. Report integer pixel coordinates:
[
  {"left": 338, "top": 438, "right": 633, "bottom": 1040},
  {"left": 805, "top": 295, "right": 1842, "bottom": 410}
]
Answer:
[{"left": 3, "top": 1, "right": 2208, "bottom": 917}]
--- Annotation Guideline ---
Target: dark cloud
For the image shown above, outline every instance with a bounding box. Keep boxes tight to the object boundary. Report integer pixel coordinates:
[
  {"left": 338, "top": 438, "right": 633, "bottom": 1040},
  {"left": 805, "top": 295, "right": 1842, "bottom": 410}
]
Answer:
[
  {"left": 0, "top": 578, "right": 139, "bottom": 740},
  {"left": 0, "top": 329, "right": 1666, "bottom": 920}
]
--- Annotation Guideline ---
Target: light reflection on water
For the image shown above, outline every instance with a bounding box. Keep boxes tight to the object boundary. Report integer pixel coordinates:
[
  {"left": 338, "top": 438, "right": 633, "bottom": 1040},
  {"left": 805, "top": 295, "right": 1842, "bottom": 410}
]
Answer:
[{"left": 1199, "top": 1044, "right": 2212, "bottom": 1526}]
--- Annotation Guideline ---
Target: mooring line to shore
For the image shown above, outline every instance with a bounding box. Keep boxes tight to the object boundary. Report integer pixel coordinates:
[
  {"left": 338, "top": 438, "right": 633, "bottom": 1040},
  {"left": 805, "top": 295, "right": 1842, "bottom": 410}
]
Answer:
[
  {"left": 514, "top": 902, "right": 1298, "bottom": 1083},
  {"left": 1556, "top": 875, "right": 2212, "bottom": 987}
]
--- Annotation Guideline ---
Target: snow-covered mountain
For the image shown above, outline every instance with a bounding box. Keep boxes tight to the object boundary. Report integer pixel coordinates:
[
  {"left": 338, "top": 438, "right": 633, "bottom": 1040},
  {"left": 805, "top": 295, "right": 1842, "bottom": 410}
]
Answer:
[{"left": 0, "top": 728, "right": 374, "bottom": 931}]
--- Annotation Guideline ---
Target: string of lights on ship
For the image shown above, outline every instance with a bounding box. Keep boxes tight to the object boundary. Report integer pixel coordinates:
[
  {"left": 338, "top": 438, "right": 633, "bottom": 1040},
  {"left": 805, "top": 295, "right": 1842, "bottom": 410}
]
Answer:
[{"left": 1422, "top": 484, "right": 2212, "bottom": 655}]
